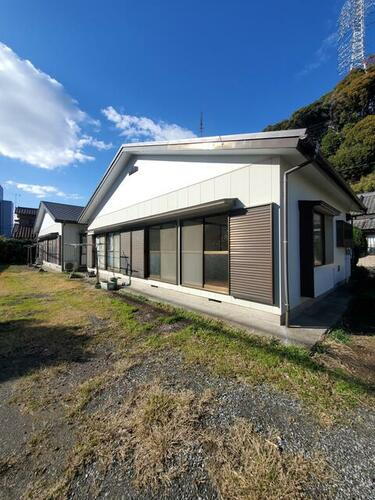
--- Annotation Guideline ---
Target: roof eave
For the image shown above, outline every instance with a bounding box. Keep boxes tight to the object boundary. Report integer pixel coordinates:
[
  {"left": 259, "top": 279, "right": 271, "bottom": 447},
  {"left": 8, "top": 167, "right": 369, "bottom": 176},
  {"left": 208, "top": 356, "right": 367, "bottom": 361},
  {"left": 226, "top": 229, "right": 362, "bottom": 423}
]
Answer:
[
  {"left": 296, "top": 137, "right": 366, "bottom": 213},
  {"left": 78, "top": 130, "right": 308, "bottom": 225}
]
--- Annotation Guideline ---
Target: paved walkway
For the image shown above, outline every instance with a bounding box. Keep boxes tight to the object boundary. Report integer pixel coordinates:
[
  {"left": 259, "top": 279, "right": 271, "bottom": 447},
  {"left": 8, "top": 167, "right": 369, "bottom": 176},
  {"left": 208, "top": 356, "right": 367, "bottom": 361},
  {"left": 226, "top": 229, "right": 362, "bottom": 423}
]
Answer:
[
  {"left": 118, "top": 280, "right": 351, "bottom": 349},
  {"left": 358, "top": 255, "right": 375, "bottom": 268}
]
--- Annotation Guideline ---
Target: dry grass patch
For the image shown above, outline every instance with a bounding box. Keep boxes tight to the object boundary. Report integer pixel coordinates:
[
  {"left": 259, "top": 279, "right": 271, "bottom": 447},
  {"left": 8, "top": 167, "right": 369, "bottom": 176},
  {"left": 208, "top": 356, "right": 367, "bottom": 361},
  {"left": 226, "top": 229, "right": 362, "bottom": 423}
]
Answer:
[
  {"left": 66, "top": 358, "right": 138, "bottom": 417},
  {"left": 206, "top": 419, "right": 332, "bottom": 500},
  {"left": 67, "top": 373, "right": 111, "bottom": 417},
  {"left": 10, "top": 364, "right": 70, "bottom": 413},
  {"left": 28, "top": 383, "right": 214, "bottom": 498},
  {"left": 117, "top": 383, "right": 213, "bottom": 489},
  {"left": 39, "top": 383, "right": 331, "bottom": 499}
]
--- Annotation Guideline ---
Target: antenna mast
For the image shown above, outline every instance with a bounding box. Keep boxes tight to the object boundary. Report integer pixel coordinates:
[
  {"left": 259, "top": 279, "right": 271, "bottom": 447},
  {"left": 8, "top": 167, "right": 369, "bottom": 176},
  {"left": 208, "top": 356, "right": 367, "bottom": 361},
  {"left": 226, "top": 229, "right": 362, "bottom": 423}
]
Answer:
[
  {"left": 338, "top": 0, "right": 375, "bottom": 75},
  {"left": 199, "top": 112, "right": 204, "bottom": 137}
]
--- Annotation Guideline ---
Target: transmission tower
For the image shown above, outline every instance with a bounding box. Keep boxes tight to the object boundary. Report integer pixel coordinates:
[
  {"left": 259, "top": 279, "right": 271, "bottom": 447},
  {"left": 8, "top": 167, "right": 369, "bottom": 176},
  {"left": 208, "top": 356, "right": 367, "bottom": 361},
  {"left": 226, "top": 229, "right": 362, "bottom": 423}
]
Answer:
[{"left": 338, "top": 0, "right": 375, "bottom": 75}]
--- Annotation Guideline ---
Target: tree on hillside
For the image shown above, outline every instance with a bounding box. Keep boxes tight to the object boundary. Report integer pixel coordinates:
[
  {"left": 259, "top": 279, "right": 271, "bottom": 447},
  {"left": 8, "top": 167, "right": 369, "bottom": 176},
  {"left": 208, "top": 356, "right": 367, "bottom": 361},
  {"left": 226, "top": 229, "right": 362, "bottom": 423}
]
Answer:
[
  {"left": 264, "top": 65, "right": 375, "bottom": 185},
  {"left": 351, "top": 171, "right": 375, "bottom": 193},
  {"left": 330, "top": 116, "right": 375, "bottom": 181}
]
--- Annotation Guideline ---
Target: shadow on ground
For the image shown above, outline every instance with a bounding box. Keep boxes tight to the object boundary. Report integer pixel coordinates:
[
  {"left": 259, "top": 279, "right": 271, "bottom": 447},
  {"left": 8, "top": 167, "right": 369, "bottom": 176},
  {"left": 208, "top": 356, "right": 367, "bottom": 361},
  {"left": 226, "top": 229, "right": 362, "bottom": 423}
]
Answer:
[{"left": 0, "top": 319, "right": 92, "bottom": 383}]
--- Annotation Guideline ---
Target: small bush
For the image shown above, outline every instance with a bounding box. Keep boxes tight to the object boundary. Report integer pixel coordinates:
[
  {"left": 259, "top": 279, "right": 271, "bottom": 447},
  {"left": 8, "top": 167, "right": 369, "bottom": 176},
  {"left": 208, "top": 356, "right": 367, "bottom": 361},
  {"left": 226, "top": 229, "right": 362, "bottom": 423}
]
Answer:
[{"left": 329, "top": 328, "right": 351, "bottom": 344}]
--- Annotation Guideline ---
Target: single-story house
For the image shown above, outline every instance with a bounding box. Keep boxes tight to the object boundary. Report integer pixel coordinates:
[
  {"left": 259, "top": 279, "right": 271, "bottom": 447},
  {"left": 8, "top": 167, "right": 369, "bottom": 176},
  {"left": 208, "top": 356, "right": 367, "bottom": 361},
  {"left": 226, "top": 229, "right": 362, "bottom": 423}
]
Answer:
[
  {"left": 353, "top": 191, "right": 375, "bottom": 254},
  {"left": 34, "top": 201, "right": 87, "bottom": 271},
  {"left": 78, "top": 129, "right": 365, "bottom": 325},
  {"left": 12, "top": 206, "right": 38, "bottom": 240}
]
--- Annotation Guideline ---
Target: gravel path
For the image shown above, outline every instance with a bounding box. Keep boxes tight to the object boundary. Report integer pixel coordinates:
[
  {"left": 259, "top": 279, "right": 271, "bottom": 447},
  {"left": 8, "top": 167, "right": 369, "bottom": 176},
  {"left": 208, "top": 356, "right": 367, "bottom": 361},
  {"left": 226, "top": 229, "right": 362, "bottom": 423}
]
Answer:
[{"left": 68, "top": 352, "right": 375, "bottom": 499}]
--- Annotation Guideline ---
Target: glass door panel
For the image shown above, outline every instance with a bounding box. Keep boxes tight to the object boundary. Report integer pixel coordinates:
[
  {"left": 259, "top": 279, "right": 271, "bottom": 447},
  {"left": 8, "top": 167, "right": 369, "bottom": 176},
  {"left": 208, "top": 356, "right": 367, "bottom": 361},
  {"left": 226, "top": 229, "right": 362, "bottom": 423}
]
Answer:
[
  {"left": 181, "top": 219, "right": 203, "bottom": 287},
  {"left": 160, "top": 223, "right": 177, "bottom": 284},
  {"left": 149, "top": 226, "right": 161, "bottom": 279},
  {"left": 204, "top": 215, "right": 229, "bottom": 292}
]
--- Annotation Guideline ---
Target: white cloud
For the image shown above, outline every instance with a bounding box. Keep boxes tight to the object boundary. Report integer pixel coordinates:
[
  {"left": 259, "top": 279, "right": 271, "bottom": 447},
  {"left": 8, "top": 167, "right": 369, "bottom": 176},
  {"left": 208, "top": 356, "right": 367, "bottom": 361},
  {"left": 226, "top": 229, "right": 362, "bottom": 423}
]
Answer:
[
  {"left": 0, "top": 43, "right": 111, "bottom": 169},
  {"left": 297, "top": 33, "right": 338, "bottom": 77},
  {"left": 102, "top": 106, "right": 196, "bottom": 142},
  {"left": 78, "top": 135, "right": 113, "bottom": 150},
  {"left": 6, "top": 181, "right": 83, "bottom": 200}
]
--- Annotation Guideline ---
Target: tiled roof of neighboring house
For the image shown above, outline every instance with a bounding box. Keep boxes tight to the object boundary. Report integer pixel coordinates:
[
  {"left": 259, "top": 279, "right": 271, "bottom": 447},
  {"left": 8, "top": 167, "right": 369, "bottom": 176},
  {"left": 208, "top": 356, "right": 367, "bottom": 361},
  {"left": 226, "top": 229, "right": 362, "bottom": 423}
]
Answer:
[
  {"left": 11, "top": 224, "right": 35, "bottom": 239},
  {"left": 353, "top": 191, "right": 375, "bottom": 233},
  {"left": 359, "top": 191, "right": 375, "bottom": 214},
  {"left": 15, "top": 206, "right": 38, "bottom": 216},
  {"left": 353, "top": 217, "right": 375, "bottom": 231},
  {"left": 43, "top": 201, "right": 85, "bottom": 222}
]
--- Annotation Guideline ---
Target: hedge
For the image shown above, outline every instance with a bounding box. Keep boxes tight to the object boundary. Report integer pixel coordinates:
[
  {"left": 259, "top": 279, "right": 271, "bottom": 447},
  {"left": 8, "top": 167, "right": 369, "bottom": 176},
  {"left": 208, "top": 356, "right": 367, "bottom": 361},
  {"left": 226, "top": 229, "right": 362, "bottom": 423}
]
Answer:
[{"left": 0, "top": 237, "right": 34, "bottom": 265}]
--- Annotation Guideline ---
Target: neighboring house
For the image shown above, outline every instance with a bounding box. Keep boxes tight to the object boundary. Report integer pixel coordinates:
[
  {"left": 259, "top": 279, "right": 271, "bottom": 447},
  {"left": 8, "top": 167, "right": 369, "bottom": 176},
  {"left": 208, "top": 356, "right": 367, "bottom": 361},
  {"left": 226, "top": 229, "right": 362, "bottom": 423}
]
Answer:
[
  {"left": 78, "top": 129, "right": 364, "bottom": 325},
  {"left": 0, "top": 185, "right": 13, "bottom": 237},
  {"left": 12, "top": 206, "right": 38, "bottom": 239},
  {"left": 353, "top": 191, "right": 375, "bottom": 254},
  {"left": 34, "top": 201, "right": 87, "bottom": 271}
]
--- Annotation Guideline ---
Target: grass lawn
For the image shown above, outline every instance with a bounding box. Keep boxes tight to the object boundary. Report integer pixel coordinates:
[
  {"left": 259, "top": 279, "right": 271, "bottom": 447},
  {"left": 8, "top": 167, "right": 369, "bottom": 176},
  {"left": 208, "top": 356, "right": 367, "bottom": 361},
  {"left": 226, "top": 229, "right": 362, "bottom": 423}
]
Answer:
[{"left": 0, "top": 265, "right": 374, "bottom": 499}]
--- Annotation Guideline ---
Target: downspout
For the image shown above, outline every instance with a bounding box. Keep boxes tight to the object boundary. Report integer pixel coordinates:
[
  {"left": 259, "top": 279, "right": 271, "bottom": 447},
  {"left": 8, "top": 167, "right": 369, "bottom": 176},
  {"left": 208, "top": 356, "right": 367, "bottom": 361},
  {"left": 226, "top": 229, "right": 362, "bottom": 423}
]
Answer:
[
  {"left": 61, "top": 223, "right": 65, "bottom": 271},
  {"left": 283, "top": 154, "right": 317, "bottom": 328}
]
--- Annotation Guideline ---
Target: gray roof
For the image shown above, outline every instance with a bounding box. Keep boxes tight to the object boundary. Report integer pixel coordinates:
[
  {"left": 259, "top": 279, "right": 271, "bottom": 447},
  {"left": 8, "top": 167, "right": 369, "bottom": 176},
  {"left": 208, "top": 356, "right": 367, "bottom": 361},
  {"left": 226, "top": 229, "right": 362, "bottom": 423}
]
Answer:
[
  {"left": 353, "top": 218, "right": 375, "bottom": 231},
  {"left": 359, "top": 191, "right": 375, "bottom": 214},
  {"left": 15, "top": 206, "right": 38, "bottom": 216},
  {"left": 43, "top": 201, "right": 84, "bottom": 222},
  {"left": 353, "top": 192, "right": 375, "bottom": 233}
]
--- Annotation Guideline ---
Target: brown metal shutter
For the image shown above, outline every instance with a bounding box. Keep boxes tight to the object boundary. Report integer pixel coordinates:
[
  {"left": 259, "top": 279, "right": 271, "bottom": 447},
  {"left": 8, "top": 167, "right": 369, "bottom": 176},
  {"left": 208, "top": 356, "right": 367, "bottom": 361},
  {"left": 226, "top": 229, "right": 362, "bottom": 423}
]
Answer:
[
  {"left": 86, "top": 235, "right": 93, "bottom": 268},
  {"left": 229, "top": 204, "right": 274, "bottom": 305},
  {"left": 299, "top": 202, "right": 314, "bottom": 298},
  {"left": 131, "top": 229, "right": 145, "bottom": 278},
  {"left": 120, "top": 232, "right": 131, "bottom": 275}
]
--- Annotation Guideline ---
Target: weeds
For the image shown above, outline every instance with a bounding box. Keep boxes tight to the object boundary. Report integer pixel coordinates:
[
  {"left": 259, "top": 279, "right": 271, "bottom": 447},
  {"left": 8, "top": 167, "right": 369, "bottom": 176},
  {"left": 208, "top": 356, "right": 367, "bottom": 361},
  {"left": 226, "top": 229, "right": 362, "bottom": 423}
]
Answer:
[{"left": 205, "top": 419, "right": 332, "bottom": 500}]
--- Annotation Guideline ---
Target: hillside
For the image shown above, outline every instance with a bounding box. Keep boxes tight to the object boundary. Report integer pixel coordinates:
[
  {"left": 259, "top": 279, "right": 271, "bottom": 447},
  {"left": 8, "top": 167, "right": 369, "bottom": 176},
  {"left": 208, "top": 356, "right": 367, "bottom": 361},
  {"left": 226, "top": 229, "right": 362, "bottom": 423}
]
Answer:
[{"left": 264, "top": 65, "right": 375, "bottom": 192}]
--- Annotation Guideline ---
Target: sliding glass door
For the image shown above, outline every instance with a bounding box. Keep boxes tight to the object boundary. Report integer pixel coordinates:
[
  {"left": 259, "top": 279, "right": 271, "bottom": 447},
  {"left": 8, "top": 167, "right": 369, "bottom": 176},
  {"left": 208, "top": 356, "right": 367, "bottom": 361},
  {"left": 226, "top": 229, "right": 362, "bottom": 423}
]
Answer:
[
  {"left": 106, "top": 232, "right": 120, "bottom": 271},
  {"left": 181, "top": 219, "right": 203, "bottom": 287},
  {"left": 148, "top": 223, "right": 177, "bottom": 283},
  {"left": 204, "top": 215, "right": 229, "bottom": 292},
  {"left": 181, "top": 215, "right": 229, "bottom": 293},
  {"left": 149, "top": 226, "right": 161, "bottom": 279},
  {"left": 96, "top": 235, "right": 106, "bottom": 270}
]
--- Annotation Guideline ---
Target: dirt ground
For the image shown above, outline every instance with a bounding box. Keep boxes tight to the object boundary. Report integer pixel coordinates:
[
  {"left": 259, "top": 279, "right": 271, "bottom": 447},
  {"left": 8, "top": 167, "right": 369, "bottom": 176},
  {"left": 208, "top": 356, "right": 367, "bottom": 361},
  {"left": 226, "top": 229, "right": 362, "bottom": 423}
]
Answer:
[{"left": 0, "top": 266, "right": 374, "bottom": 499}]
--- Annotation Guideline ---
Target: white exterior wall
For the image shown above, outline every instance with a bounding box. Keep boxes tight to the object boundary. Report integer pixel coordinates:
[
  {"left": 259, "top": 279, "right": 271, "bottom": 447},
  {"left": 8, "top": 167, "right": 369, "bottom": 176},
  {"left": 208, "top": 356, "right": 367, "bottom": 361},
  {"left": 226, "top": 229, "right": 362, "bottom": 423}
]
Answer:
[
  {"left": 89, "top": 156, "right": 281, "bottom": 231},
  {"left": 38, "top": 212, "right": 62, "bottom": 237},
  {"left": 284, "top": 161, "right": 354, "bottom": 311},
  {"left": 88, "top": 154, "right": 282, "bottom": 317}
]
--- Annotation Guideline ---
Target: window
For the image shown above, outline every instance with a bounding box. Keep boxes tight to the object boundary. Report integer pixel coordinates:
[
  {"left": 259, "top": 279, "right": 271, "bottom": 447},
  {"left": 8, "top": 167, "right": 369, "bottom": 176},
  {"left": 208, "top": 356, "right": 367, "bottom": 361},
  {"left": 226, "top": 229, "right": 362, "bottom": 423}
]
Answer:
[
  {"left": 181, "top": 219, "right": 203, "bottom": 287},
  {"left": 96, "top": 235, "right": 106, "bottom": 269},
  {"left": 45, "top": 238, "right": 59, "bottom": 264},
  {"left": 313, "top": 212, "right": 325, "bottom": 266},
  {"left": 204, "top": 215, "right": 229, "bottom": 292},
  {"left": 181, "top": 214, "right": 229, "bottom": 293},
  {"left": 149, "top": 226, "right": 161, "bottom": 279},
  {"left": 106, "top": 233, "right": 120, "bottom": 270},
  {"left": 148, "top": 223, "right": 177, "bottom": 283},
  {"left": 336, "top": 220, "right": 353, "bottom": 248}
]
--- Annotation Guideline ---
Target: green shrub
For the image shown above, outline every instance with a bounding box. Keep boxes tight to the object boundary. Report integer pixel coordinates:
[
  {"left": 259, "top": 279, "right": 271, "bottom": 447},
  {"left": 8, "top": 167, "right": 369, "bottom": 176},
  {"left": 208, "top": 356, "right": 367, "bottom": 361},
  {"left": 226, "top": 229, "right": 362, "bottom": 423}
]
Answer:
[
  {"left": 352, "top": 227, "right": 368, "bottom": 266},
  {"left": 0, "top": 237, "right": 34, "bottom": 264}
]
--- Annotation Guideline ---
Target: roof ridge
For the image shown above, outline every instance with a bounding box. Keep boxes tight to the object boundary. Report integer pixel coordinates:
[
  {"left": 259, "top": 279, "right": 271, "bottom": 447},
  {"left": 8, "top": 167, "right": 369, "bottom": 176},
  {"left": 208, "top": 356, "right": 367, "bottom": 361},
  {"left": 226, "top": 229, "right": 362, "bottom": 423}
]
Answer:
[{"left": 43, "top": 200, "right": 84, "bottom": 208}]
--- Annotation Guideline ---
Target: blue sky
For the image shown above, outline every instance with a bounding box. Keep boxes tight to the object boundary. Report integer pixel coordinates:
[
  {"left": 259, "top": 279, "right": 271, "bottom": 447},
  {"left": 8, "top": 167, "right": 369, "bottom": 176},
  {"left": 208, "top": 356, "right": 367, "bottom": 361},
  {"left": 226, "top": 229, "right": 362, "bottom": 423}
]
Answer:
[{"left": 0, "top": 0, "right": 356, "bottom": 208}]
